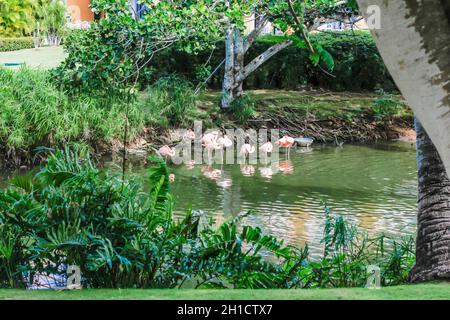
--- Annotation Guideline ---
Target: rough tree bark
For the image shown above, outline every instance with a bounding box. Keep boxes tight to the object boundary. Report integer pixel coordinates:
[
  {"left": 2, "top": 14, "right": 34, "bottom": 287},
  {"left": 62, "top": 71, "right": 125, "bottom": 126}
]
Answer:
[
  {"left": 356, "top": 0, "right": 450, "bottom": 283},
  {"left": 356, "top": 0, "right": 450, "bottom": 177},
  {"left": 410, "top": 119, "right": 450, "bottom": 282},
  {"left": 221, "top": 22, "right": 235, "bottom": 110}
]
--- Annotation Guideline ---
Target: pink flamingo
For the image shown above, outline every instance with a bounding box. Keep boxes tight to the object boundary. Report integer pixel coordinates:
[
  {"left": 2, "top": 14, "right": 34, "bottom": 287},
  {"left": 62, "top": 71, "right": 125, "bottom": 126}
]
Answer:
[
  {"left": 159, "top": 145, "right": 175, "bottom": 160},
  {"left": 259, "top": 142, "right": 273, "bottom": 154},
  {"left": 202, "top": 132, "right": 222, "bottom": 163},
  {"left": 275, "top": 135, "right": 295, "bottom": 158},
  {"left": 202, "top": 131, "right": 220, "bottom": 147},
  {"left": 183, "top": 129, "right": 196, "bottom": 142},
  {"left": 217, "top": 135, "right": 233, "bottom": 148},
  {"left": 239, "top": 144, "right": 256, "bottom": 161}
]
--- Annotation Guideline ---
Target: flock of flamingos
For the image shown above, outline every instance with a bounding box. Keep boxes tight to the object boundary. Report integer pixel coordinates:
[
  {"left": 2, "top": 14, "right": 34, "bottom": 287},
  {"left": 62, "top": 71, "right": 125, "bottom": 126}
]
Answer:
[{"left": 157, "top": 130, "right": 298, "bottom": 186}]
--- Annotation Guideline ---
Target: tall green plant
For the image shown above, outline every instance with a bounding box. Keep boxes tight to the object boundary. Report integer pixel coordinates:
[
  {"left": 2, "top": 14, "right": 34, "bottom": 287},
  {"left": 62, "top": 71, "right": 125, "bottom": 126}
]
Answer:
[
  {"left": 35, "top": 0, "right": 66, "bottom": 46},
  {"left": 0, "top": 68, "right": 144, "bottom": 154},
  {"left": 142, "top": 76, "right": 198, "bottom": 128}
]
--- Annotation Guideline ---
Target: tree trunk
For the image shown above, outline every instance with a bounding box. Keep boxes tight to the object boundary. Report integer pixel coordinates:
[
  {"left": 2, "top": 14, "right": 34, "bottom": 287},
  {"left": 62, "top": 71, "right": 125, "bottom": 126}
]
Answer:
[
  {"left": 356, "top": 0, "right": 450, "bottom": 178},
  {"left": 220, "top": 33, "right": 292, "bottom": 109},
  {"left": 410, "top": 119, "right": 450, "bottom": 282},
  {"left": 220, "top": 17, "right": 292, "bottom": 109},
  {"left": 221, "top": 23, "right": 235, "bottom": 110},
  {"left": 233, "top": 27, "right": 245, "bottom": 99}
]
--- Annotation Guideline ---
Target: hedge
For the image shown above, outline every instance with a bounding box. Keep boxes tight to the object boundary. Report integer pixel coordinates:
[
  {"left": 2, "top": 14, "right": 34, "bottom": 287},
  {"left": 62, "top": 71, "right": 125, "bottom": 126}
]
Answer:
[
  {"left": 0, "top": 37, "right": 34, "bottom": 52},
  {"left": 149, "top": 31, "right": 397, "bottom": 92}
]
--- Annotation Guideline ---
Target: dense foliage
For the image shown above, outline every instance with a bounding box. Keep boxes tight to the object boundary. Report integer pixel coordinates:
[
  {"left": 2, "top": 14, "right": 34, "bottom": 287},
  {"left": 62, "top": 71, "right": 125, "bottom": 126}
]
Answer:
[
  {"left": 149, "top": 32, "right": 397, "bottom": 92},
  {"left": 54, "top": 0, "right": 224, "bottom": 93},
  {"left": 140, "top": 76, "right": 199, "bottom": 128},
  {"left": 34, "top": 0, "right": 67, "bottom": 46},
  {"left": 0, "top": 0, "right": 36, "bottom": 37},
  {"left": 0, "top": 149, "right": 415, "bottom": 289},
  {"left": 0, "top": 68, "right": 144, "bottom": 158},
  {"left": 0, "top": 37, "right": 34, "bottom": 52}
]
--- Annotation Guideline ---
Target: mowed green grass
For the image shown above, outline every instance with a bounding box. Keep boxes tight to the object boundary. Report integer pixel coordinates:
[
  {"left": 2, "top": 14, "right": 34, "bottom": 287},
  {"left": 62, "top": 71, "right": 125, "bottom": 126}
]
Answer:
[
  {"left": 0, "top": 283, "right": 448, "bottom": 300},
  {"left": 0, "top": 46, "right": 66, "bottom": 70}
]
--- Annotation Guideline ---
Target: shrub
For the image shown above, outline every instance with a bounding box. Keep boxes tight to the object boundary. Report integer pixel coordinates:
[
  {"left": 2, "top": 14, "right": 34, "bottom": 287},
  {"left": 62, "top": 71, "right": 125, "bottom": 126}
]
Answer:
[
  {"left": 371, "top": 92, "right": 405, "bottom": 122},
  {"left": 0, "top": 68, "right": 144, "bottom": 151},
  {"left": 53, "top": 0, "right": 221, "bottom": 93},
  {"left": 0, "top": 0, "right": 36, "bottom": 37},
  {"left": 148, "top": 31, "right": 397, "bottom": 92},
  {"left": 141, "top": 76, "right": 198, "bottom": 128},
  {"left": 304, "top": 208, "right": 415, "bottom": 288},
  {"left": 0, "top": 37, "right": 34, "bottom": 52},
  {"left": 230, "top": 94, "right": 257, "bottom": 125}
]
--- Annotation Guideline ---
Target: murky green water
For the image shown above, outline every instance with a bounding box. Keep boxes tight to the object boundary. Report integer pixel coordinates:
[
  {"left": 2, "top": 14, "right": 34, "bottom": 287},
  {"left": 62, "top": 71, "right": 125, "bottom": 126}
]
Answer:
[
  {"left": 0, "top": 142, "right": 418, "bottom": 255},
  {"left": 166, "top": 142, "right": 418, "bottom": 255}
]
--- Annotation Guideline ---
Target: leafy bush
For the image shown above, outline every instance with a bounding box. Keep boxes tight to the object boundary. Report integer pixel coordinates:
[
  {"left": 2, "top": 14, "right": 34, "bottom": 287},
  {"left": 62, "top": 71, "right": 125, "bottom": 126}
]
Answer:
[
  {"left": 0, "top": 68, "right": 144, "bottom": 151},
  {"left": 53, "top": 0, "right": 222, "bottom": 93},
  {"left": 0, "top": 149, "right": 416, "bottom": 289},
  {"left": 304, "top": 208, "right": 415, "bottom": 288},
  {"left": 0, "top": 37, "right": 34, "bottom": 52},
  {"left": 371, "top": 93, "right": 405, "bottom": 122},
  {"left": 141, "top": 76, "right": 198, "bottom": 128},
  {"left": 148, "top": 31, "right": 397, "bottom": 92},
  {"left": 0, "top": 0, "right": 36, "bottom": 37},
  {"left": 230, "top": 94, "right": 257, "bottom": 125}
]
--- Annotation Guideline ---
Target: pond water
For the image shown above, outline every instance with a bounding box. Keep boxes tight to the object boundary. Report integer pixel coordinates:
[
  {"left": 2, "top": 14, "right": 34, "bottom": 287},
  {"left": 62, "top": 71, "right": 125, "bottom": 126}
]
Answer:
[
  {"left": 0, "top": 142, "right": 418, "bottom": 256},
  {"left": 141, "top": 142, "right": 418, "bottom": 255}
]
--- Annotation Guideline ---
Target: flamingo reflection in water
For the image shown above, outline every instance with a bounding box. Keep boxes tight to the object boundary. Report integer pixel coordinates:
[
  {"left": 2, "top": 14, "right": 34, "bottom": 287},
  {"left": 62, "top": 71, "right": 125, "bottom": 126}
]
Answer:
[
  {"left": 240, "top": 165, "right": 256, "bottom": 177},
  {"left": 259, "top": 167, "right": 274, "bottom": 179},
  {"left": 278, "top": 160, "right": 294, "bottom": 175}
]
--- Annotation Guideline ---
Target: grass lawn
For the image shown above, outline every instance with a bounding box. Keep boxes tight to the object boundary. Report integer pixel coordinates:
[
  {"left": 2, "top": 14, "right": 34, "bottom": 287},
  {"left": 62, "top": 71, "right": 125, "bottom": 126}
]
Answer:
[
  {"left": 0, "top": 46, "right": 66, "bottom": 70},
  {"left": 0, "top": 283, "right": 448, "bottom": 300},
  {"left": 199, "top": 89, "right": 410, "bottom": 120}
]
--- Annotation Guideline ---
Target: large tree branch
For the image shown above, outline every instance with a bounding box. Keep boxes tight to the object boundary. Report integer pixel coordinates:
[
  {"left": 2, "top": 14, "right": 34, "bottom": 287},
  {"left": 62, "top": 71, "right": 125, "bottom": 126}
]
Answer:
[{"left": 234, "top": 40, "right": 292, "bottom": 85}]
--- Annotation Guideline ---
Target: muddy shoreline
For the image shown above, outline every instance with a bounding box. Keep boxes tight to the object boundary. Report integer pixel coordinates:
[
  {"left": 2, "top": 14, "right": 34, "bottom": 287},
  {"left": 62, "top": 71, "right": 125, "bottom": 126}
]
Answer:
[{"left": 0, "top": 111, "right": 415, "bottom": 170}]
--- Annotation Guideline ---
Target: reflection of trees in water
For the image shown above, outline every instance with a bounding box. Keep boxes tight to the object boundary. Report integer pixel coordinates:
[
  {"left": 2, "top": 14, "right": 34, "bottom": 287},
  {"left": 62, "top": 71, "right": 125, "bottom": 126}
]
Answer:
[{"left": 221, "top": 181, "right": 243, "bottom": 218}]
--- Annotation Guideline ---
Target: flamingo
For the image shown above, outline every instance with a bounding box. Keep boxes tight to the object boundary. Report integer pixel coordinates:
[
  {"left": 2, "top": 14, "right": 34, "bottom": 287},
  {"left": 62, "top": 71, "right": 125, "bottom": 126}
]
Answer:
[
  {"left": 275, "top": 135, "right": 295, "bottom": 158},
  {"left": 183, "top": 129, "right": 196, "bottom": 142},
  {"left": 203, "top": 138, "right": 222, "bottom": 164},
  {"left": 159, "top": 145, "right": 175, "bottom": 160},
  {"left": 240, "top": 144, "right": 256, "bottom": 156},
  {"left": 217, "top": 135, "right": 233, "bottom": 148},
  {"left": 201, "top": 131, "right": 221, "bottom": 163},
  {"left": 259, "top": 142, "right": 273, "bottom": 154},
  {"left": 202, "top": 131, "right": 220, "bottom": 147}
]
